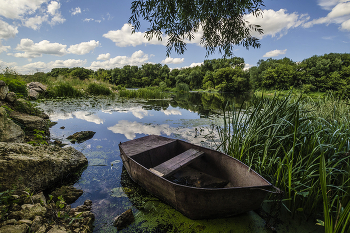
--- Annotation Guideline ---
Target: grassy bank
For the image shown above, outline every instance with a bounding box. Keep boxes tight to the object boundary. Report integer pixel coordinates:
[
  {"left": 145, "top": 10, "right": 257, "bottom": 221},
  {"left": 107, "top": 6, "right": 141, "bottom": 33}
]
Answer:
[{"left": 210, "top": 92, "right": 350, "bottom": 232}]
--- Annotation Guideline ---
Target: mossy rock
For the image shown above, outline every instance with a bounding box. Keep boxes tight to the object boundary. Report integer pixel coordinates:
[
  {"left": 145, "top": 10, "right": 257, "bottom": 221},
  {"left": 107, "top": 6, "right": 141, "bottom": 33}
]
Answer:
[{"left": 67, "top": 131, "right": 96, "bottom": 143}]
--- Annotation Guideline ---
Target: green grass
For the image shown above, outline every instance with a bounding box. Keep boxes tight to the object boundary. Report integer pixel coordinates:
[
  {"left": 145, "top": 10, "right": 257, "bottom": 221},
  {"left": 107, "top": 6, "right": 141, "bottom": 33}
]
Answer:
[
  {"left": 86, "top": 83, "right": 112, "bottom": 96},
  {"left": 209, "top": 92, "right": 350, "bottom": 231},
  {"left": 46, "top": 82, "right": 84, "bottom": 98},
  {"left": 119, "top": 88, "right": 171, "bottom": 99}
]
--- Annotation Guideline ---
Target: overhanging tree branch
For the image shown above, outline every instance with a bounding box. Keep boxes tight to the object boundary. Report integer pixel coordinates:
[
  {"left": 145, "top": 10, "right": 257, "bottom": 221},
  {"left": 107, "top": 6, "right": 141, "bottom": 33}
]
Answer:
[{"left": 129, "top": 0, "right": 264, "bottom": 57}]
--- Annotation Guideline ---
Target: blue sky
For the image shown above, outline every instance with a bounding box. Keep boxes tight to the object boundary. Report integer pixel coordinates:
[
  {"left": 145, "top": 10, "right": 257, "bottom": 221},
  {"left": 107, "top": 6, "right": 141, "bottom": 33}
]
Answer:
[{"left": 0, "top": 0, "right": 349, "bottom": 74}]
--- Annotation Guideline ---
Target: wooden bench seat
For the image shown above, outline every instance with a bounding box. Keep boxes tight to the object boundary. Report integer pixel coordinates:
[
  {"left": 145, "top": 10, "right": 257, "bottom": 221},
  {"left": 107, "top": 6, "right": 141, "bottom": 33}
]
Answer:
[{"left": 149, "top": 149, "right": 204, "bottom": 178}]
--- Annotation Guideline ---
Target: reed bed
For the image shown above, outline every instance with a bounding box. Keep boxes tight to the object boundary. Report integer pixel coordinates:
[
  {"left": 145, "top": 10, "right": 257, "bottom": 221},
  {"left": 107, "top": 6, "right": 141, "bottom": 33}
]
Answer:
[
  {"left": 119, "top": 88, "right": 171, "bottom": 99},
  {"left": 209, "top": 93, "right": 350, "bottom": 232}
]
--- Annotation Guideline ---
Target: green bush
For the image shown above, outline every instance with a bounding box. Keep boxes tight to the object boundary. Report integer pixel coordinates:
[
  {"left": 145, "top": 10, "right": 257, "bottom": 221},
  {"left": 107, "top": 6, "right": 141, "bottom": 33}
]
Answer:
[
  {"left": 87, "top": 83, "right": 112, "bottom": 96},
  {"left": 46, "top": 82, "right": 84, "bottom": 98},
  {"left": 176, "top": 82, "right": 189, "bottom": 92},
  {"left": 0, "top": 74, "right": 28, "bottom": 97},
  {"left": 302, "top": 84, "right": 316, "bottom": 93}
]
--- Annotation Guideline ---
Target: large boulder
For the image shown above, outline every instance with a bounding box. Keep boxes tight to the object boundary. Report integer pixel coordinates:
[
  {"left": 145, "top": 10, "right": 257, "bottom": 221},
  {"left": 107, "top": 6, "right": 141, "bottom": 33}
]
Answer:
[
  {"left": 27, "top": 82, "right": 47, "bottom": 100},
  {"left": 0, "top": 81, "right": 9, "bottom": 100},
  {"left": 14, "top": 98, "right": 49, "bottom": 119},
  {"left": 27, "top": 82, "right": 47, "bottom": 92},
  {"left": 0, "top": 143, "right": 88, "bottom": 191},
  {"left": 5, "top": 92, "right": 17, "bottom": 103},
  {"left": 9, "top": 111, "right": 50, "bottom": 135},
  {"left": 0, "top": 107, "right": 25, "bottom": 143}
]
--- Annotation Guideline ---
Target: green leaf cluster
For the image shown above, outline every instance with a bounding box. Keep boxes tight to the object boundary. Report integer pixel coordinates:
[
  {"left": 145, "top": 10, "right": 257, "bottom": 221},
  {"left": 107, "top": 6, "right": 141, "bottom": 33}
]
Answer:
[{"left": 129, "top": 0, "right": 264, "bottom": 56}]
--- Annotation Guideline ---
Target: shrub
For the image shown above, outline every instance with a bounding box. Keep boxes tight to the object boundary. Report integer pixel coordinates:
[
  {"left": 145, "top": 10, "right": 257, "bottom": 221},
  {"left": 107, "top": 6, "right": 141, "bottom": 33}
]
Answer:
[
  {"left": 46, "top": 82, "right": 84, "bottom": 98},
  {"left": 87, "top": 83, "right": 112, "bottom": 96},
  {"left": 176, "top": 82, "right": 189, "bottom": 93},
  {"left": 0, "top": 74, "right": 28, "bottom": 97},
  {"left": 302, "top": 84, "right": 316, "bottom": 93}
]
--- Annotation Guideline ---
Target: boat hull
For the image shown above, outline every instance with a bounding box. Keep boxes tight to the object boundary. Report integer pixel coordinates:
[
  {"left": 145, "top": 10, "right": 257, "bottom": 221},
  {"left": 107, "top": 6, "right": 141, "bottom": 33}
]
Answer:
[{"left": 119, "top": 135, "right": 273, "bottom": 219}]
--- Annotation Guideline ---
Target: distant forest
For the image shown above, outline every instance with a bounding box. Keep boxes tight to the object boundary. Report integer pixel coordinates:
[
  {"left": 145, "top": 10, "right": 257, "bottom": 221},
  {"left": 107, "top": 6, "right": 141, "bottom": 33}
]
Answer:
[{"left": 32, "top": 53, "right": 350, "bottom": 95}]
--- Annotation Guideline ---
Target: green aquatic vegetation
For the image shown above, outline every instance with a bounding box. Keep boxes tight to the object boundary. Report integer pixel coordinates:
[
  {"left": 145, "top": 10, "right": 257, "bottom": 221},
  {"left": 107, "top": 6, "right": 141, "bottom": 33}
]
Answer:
[
  {"left": 28, "top": 129, "right": 48, "bottom": 146},
  {"left": 87, "top": 83, "right": 112, "bottom": 96},
  {"left": 46, "top": 82, "right": 84, "bottom": 98},
  {"left": 211, "top": 92, "right": 350, "bottom": 228},
  {"left": 119, "top": 88, "right": 171, "bottom": 99}
]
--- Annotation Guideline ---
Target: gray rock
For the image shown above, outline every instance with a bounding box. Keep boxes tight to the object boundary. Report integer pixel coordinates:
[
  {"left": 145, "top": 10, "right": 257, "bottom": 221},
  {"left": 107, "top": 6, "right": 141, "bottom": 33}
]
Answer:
[
  {"left": 67, "top": 131, "right": 96, "bottom": 143},
  {"left": 0, "top": 80, "right": 6, "bottom": 86},
  {"left": 14, "top": 98, "right": 49, "bottom": 119},
  {"left": 0, "top": 85, "right": 9, "bottom": 100},
  {"left": 27, "top": 82, "right": 47, "bottom": 92},
  {"left": 5, "top": 92, "right": 17, "bottom": 103},
  {"left": 31, "top": 216, "right": 43, "bottom": 232},
  {"left": 0, "top": 143, "right": 88, "bottom": 191},
  {"left": 50, "top": 186, "right": 83, "bottom": 204},
  {"left": 23, "top": 192, "right": 46, "bottom": 205},
  {"left": 32, "top": 87, "right": 44, "bottom": 93},
  {"left": 28, "top": 89, "right": 39, "bottom": 100},
  {"left": 0, "top": 224, "right": 28, "bottom": 233},
  {"left": 113, "top": 209, "right": 134, "bottom": 230},
  {"left": 2, "top": 219, "right": 17, "bottom": 225},
  {"left": 9, "top": 111, "right": 50, "bottom": 134},
  {"left": 0, "top": 107, "right": 25, "bottom": 143},
  {"left": 17, "top": 219, "right": 32, "bottom": 225},
  {"left": 36, "top": 224, "right": 48, "bottom": 233},
  {"left": 11, "top": 203, "right": 46, "bottom": 220}
]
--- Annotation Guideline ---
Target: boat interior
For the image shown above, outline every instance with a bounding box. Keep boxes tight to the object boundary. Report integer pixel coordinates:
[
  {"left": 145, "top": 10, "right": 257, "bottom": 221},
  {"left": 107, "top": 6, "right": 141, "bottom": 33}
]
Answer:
[{"left": 128, "top": 138, "right": 270, "bottom": 189}]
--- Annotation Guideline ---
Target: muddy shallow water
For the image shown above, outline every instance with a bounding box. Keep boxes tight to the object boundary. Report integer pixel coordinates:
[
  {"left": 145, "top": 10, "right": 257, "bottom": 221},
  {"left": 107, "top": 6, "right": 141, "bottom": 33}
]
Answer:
[{"left": 35, "top": 94, "right": 320, "bottom": 233}]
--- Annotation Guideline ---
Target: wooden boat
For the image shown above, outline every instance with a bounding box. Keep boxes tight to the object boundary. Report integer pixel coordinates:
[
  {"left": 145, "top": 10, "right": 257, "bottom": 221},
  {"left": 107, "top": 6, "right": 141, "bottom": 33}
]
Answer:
[{"left": 119, "top": 135, "right": 275, "bottom": 219}]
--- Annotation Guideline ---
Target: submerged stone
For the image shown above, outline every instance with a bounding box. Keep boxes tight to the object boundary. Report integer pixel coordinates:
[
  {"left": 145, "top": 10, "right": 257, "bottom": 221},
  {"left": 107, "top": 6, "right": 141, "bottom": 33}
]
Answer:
[
  {"left": 67, "top": 131, "right": 96, "bottom": 143},
  {"left": 50, "top": 186, "right": 83, "bottom": 204},
  {"left": 113, "top": 209, "right": 134, "bottom": 230}
]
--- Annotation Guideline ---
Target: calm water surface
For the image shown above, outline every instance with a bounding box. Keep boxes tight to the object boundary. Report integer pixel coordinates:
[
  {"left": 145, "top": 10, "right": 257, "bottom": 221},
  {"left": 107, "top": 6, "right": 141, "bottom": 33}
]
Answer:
[{"left": 36, "top": 93, "right": 317, "bottom": 233}]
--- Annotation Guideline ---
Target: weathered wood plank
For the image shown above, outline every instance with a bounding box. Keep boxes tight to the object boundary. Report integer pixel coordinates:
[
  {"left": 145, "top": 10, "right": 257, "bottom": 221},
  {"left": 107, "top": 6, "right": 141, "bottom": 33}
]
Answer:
[{"left": 149, "top": 149, "right": 204, "bottom": 178}]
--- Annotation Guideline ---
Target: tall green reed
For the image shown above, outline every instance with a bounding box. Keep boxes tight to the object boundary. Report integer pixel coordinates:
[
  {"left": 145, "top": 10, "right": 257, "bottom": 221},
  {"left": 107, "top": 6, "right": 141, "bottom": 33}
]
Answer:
[
  {"left": 119, "top": 88, "right": 170, "bottom": 99},
  {"left": 210, "top": 92, "right": 350, "bottom": 226}
]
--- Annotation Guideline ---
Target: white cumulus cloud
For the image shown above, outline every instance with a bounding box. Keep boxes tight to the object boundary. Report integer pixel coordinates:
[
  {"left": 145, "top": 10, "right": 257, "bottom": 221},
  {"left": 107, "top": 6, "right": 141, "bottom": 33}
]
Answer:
[
  {"left": 10, "top": 39, "right": 100, "bottom": 58},
  {"left": 0, "top": 0, "right": 49, "bottom": 20},
  {"left": 0, "top": 42, "right": 10, "bottom": 54},
  {"left": 47, "top": 1, "right": 60, "bottom": 15},
  {"left": 71, "top": 7, "right": 81, "bottom": 16},
  {"left": 244, "top": 9, "right": 309, "bottom": 39},
  {"left": 23, "top": 15, "right": 48, "bottom": 30},
  {"left": 317, "top": 0, "right": 348, "bottom": 10},
  {"left": 0, "top": 60, "right": 17, "bottom": 69},
  {"left": 0, "top": 19, "right": 18, "bottom": 39},
  {"left": 97, "top": 53, "right": 110, "bottom": 60},
  {"left": 88, "top": 50, "right": 149, "bottom": 70},
  {"left": 68, "top": 40, "right": 100, "bottom": 55},
  {"left": 243, "top": 64, "right": 254, "bottom": 71},
  {"left": 19, "top": 59, "right": 87, "bottom": 73},
  {"left": 303, "top": 1, "right": 350, "bottom": 31},
  {"left": 341, "top": 18, "right": 350, "bottom": 30},
  {"left": 103, "top": 23, "right": 167, "bottom": 47},
  {"left": 11, "top": 38, "right": 67, "bottom": 58},
  {"left": 161, "top": 57, "right": 184, "bottom": 64},
  {"left": 263, "top": 49, "right": 287, "bottom": 58}
]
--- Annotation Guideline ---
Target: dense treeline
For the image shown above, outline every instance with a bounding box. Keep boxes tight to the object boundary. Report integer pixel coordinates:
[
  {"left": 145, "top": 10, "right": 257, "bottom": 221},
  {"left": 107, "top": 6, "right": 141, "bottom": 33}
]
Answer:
[
  {"left": 42, "top": 57, "right": 250, "bottom": 93},
  {"left": 36, "top": 52, "right": 350, "bottom": 95},
  {"left": 251, "top": 53, "right": 350, "bottom": 95}
]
